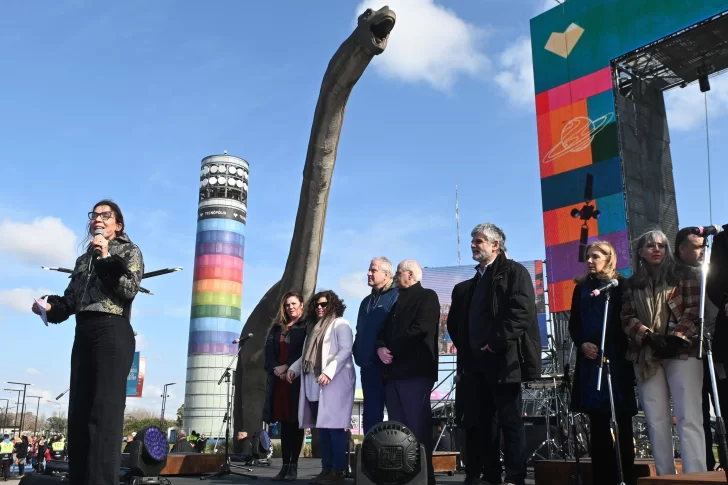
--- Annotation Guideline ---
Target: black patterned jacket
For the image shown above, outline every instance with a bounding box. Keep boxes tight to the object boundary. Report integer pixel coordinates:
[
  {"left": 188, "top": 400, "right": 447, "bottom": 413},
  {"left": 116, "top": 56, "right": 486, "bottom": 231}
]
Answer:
[{"left": 45, "top": 233, "right": 144, "bottom": 322}]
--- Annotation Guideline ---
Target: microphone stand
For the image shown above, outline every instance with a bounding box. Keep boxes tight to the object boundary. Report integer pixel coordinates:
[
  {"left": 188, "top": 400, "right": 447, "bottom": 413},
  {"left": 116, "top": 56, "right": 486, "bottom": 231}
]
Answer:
[
  {"left": 596, "top": 290, "right": 611, "bottom": 391},
  {"left": 697, "top": 235, "right": 728, "bottom": 480},
  {"left": 202, "top": 341, "right": 257, "bottom": 481},
  {"left": 562, "top": 362, "right": 583, "bottom": 485},
  {"left": 604, "top": 358, "right": 626, "bottom": 485}
]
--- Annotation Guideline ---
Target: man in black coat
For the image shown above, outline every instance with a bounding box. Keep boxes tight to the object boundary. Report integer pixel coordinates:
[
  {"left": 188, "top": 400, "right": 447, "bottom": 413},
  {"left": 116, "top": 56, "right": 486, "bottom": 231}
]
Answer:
[
  {"left": 377, "top": 259, "right": 440, "bottom": 485},
  {"left": 447, "top": 223, "right": 540, "bottom": 485}
]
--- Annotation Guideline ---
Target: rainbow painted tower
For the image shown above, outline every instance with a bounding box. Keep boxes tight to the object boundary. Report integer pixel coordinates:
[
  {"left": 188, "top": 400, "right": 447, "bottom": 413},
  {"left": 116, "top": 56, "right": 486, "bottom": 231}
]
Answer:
[{"left": 184, "top": 153, "right": 249, "bottom": 435}]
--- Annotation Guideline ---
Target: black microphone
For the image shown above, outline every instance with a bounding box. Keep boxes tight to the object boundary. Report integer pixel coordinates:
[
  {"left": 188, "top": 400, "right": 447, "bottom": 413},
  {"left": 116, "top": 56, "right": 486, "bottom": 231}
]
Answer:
[
  {"left": 689, "top": 225, "right": 722, "bottom": 237},
  {"left": 92, "top": 228, "right": 104, "bottom": 257},
  {"left": 232, "top": 333, "right": 254, "bottom": 344},
  {"left": 590, "top": 279, "right": 619, "bottom": 297}
]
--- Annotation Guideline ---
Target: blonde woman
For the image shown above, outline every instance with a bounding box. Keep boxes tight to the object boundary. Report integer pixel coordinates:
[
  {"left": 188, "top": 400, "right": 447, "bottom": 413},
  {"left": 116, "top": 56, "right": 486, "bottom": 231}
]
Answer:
[
  {"left": 569, "top": 241, "right": 636, "bottom": 485},
  {"left": 622, "top": 229, "right": 704, "bottom": 475}
]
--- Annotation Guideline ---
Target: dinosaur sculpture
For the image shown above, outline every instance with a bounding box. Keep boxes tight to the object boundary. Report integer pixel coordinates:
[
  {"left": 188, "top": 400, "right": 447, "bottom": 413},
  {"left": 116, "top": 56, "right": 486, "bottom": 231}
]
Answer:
[{"left": 233, "top": 6, "right": 396, "bottom": 441}]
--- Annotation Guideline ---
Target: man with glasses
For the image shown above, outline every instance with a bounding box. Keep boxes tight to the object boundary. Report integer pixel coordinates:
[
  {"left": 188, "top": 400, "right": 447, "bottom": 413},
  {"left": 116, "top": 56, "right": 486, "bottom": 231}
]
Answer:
[
  {"left": 376, "top": 260, "right": 440, "bottom": 485},
  {"left": 353, "top": 257, "right": 398, "bottom": 434}
]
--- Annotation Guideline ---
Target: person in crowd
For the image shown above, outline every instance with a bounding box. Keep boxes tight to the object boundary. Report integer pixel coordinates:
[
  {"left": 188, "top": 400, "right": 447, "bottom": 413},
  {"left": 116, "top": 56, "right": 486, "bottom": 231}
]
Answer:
[
  {"left": 195, "top": 434, "right": 207, "bottom": 453},
  {"left": 569, "top": 241, "right": 636, "bottom": 485},
  {"left": 353, "top": 256, "right": 398, "bottom": 434},
  {"left": 446, "top": 223, "right": 540, "bottom": 485},
  {"left": 36, "top": 436, "right": 46, "bottom": 472},
  {"left": 188, "top": 430, "right": 199, "bottom": 446},
  {"left": 622, "top": 229, "right": 704, "bottom": 474},
  {"left": 265, "top": 292, "right": 307, "bottom": 481},
  {"left": 14, "top": 436, "right": 27, "bottom": 478},
  {"left": 376, "top": 260, "right": 440, "bottom": 485},
  {"left": 29, "top": 437, "right": 37, "bottom": 470},
  {"left": 32, "top": 199, "right": 143, "bottom": 485},
  {"left": 171, "top": 431, "right": 195, "bottom": 453},
  {"left": 0, "top": 434, "right": 12, "bottom": 482},
  {"left": 675, "top": 227, "right": 722, "bottom": 470},
  {"left": 287, "top": 290, "right": 355, "bottom": 485},
  {"left": 707, "top": 224, "right": 728, "bottom": 469}
]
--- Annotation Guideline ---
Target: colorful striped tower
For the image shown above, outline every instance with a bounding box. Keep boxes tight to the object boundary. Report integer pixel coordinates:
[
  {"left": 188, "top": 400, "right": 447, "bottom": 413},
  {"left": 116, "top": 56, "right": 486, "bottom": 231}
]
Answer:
[{"left": 184, "top": 153, "right": 249, "bottom": 435}]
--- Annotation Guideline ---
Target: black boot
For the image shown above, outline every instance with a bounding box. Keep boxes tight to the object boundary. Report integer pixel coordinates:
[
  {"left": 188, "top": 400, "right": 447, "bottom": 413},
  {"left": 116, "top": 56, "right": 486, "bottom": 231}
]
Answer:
[
  {"left": 273, "top": 464, "right": 290, "bottom": 481},
  {"left": 284, "top": 463, "right": 298, "bottom": 481}
]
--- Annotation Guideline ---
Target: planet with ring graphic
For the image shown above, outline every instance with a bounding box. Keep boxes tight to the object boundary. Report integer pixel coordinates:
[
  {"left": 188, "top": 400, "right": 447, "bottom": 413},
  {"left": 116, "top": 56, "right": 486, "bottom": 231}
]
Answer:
[{"left": 542, "top": 112, "right": 614, "bottom": 164}]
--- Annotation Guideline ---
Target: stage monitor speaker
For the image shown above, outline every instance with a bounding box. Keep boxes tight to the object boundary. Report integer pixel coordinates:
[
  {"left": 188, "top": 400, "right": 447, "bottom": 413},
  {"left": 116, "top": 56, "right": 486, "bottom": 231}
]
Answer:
[{"left": 19, "top": 475, "right": 66, "bottom": 483}]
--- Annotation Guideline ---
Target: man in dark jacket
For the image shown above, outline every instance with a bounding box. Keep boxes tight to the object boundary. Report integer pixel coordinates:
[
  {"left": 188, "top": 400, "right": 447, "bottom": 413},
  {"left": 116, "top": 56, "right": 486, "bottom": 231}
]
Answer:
[
  {"left": 170, "top": 431, "right": 196, "bottom": 453},
  {"left": 353, "top": 256, "right": 399, "bottom": 434},
  {"left": 377, "top": 259, "right": 440, "bottom": 485},
  {"left": 447, "top": 223, "right": 540, "bottom": 485}
]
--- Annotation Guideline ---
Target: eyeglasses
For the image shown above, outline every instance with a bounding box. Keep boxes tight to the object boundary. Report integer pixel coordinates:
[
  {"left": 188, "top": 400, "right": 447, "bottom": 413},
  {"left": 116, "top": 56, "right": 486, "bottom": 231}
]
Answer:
[
  {"left": 88, "top": 211, "right": 114, "bottom": 221},
  {"left": 315, "top": 302, "right": 328, "bottom": 308},
  {"left": 645, "top": 243, "right": 666, "bottom": 250}
]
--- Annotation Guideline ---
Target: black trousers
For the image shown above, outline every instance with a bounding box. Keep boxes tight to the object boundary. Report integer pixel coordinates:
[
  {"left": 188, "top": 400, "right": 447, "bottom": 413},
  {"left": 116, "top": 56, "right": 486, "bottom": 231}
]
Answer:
[
  {"left": 68, "top": 312, "right": 135, "bottom": 485},
  {"left": 588, "top": 413, "right": 635, "bottom": 485},
  {"left": 465, "top": 382, "right": 526, "bottom": 485},
  {"left": 1, "top": 459, "right": 9, "bottom": 480},
  {"left": 702, "top": 357, "right": 728, "bottom": 470},
  {"left": 280, "top": 422, "right": 305, "bottom": 464}
]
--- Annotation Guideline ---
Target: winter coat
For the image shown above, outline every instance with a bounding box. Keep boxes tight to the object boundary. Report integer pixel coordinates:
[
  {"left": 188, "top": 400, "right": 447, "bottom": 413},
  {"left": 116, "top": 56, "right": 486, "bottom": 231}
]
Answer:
[
  {"left": 353, "top": 286, "right": 398, "bottom": 368},
  {"left": 569, "top": 277, "right": 636, "bottom": 416},
  {"left": 289, "top": 317, "right": 356, "bottom": 429},
  {"left": 376, "top": 282, "right": 440, "bottom": 381},
  {"left": 45, "top": 232, "right": 144, "bottom": 322},
  {"left": 708, "top": 226, "right": 728, "bottom": 362},
  {"left": 262, "top": 320, "right": 307, "bottom": 424}
]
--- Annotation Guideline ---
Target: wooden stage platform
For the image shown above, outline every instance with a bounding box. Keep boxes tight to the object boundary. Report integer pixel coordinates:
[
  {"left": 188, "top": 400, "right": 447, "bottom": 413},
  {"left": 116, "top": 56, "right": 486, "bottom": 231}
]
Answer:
[
  {"left": 534, "top": 459, "right": 685, "bottom": 485},
  {"left": 159, "top": 452, "right": 224, "bottom": 476},
  {"left": 638, "top": 471, "right": 728, "bottom": 484}
]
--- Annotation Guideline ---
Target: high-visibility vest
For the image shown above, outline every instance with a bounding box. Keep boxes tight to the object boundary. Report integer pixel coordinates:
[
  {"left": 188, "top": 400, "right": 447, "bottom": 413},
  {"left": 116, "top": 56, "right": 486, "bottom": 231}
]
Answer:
[
  {"left": 52, "top": 442, "right": 65, "bottom": 452},
  {"left": 0, "top": 441, "right": 13, "bottom": 457}
]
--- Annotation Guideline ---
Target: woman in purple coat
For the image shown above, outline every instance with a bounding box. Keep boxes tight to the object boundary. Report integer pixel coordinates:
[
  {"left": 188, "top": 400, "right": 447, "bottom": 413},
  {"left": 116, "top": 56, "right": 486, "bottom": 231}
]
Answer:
[{"left": 288, "top": 290, "right": 356, "bottom": 485}]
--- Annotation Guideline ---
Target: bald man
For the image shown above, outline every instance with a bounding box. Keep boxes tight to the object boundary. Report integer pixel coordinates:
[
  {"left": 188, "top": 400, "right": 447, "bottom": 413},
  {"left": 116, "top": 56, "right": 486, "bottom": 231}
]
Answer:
[{"left": 376, "top": 260, "right": 440, "bottom": 485}]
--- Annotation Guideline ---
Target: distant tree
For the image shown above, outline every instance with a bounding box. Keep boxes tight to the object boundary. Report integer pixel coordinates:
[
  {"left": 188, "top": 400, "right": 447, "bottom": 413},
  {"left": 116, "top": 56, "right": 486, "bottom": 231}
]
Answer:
[
  {"left": 46, "top": 416, "right": 68, "bottom": 434},
  {"left": 176, "top": 405, "right": 184, "bottom": 428},
  {"left": 123, "top": 418, "right": 176, "bottom": 437},
  {"left": 124, "top": 407, "right": 158, "bottom": 420}
]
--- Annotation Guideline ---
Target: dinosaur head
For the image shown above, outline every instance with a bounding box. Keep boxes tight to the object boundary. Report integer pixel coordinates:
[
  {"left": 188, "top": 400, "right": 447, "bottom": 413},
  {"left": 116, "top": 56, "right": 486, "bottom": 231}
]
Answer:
[{"left": 355, "top": 6, "right": 396, "bottom": 55}]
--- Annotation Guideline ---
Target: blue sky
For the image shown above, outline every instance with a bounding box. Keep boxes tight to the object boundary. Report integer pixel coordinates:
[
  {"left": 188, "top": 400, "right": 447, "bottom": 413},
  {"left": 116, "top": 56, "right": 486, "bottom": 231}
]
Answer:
[{"left": 1, "top": 0, "right": 727, "bottom": 418}]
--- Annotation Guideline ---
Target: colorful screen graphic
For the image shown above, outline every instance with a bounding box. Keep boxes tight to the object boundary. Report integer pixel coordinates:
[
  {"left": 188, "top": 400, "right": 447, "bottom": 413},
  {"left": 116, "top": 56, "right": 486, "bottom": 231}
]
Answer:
[
  {"left": 530, "top": 0, "right": 728, "bottom": 312},
  {"left": 421, "top": 261, "right": 547, "bottom": 355},
  {"left": 126, "top": 352, "right": 146, "bottom": 398}
]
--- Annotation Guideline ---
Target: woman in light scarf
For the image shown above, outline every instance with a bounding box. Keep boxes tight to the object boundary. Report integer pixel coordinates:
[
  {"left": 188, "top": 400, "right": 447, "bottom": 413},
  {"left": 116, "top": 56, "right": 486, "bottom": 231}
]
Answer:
[
  {"left": 287, "top": 290, "right": 355, "bottom": 485},
  {"left": 621, "top": 229, "right": 704, "bottom": 475}
]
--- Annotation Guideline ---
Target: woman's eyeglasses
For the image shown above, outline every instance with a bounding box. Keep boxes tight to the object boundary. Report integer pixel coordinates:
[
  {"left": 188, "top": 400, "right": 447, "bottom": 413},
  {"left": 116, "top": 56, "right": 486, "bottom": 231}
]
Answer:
[
  {"left": 88, "top": 211, "right": 114, "bottom": 221},
  {"left": 315, "top": 302, "right": 328, "bottom": 308},
  {"left": 644, "top": 242, "right": 666, "bottom": 250}
]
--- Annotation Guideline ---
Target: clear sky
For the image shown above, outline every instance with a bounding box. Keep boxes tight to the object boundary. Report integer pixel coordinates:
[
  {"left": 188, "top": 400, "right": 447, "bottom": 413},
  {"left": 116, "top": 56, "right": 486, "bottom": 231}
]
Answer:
[{"left": 1, "top": 0, "right": 727, "bottom": 419}]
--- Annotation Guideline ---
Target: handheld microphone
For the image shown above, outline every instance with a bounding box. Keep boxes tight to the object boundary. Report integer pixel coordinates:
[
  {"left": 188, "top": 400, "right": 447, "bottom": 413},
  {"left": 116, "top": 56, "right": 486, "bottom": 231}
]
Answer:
[
  {"left": 92, "top": 228, "right": 104, "bottom": 257},
  {"left": 232, "top": 333, "right": 254, "bottom": 344},
  {"left": 689, "top": 225, "right": 722, "bottom": 237},
  {"left": 590, "top": 279, "right": 619, "bottom": 297}
]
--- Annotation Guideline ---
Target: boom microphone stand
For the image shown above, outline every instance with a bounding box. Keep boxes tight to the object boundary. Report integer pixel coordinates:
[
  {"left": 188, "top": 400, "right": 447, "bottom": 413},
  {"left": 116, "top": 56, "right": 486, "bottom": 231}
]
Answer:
[
  {"left": 697, "top": 235, "right": 728, "bottom": 481},
  {"left": 604, "top": 358, "right": 626, "bottom": 485},
  {"left": 202, "top": 337, "right": 257, "bottom": 481}
]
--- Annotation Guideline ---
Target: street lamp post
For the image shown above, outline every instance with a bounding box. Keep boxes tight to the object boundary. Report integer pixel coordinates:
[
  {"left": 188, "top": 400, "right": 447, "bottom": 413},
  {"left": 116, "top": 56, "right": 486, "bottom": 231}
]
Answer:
[
  {"left": 27, "top": 396, "right": 42, "bottom": 435},
  {"left": 161, "top": 383, "right": 176, "bottom": 426},
  {"left": 4, "top": 389, "right": 22, "bottom": 434},
  {"left": 0, "top": 399, "right": 8, "bottom": 431},
  {"left": 7, "top": 382, "right": 31, "bottom": 435}
]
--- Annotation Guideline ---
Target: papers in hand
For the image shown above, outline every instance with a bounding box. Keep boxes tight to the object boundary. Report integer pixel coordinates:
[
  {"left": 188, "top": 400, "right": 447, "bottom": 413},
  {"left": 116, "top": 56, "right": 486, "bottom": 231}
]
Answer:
[{"left": 34, "top": 298, "right": 48, "bottom": 326}]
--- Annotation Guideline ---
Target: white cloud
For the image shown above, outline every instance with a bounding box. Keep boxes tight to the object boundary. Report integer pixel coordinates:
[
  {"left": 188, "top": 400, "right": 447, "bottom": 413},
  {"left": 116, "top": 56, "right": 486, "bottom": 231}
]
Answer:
[
  {"left": 665, "top": 75, "right": 728, "bottom": 131},
  {"left": 0, "top": 287, "right": 54, "bottom": 314},
  {"left": 27, "top": 368, "right": 40, "bottom": 375},
  {"left": 355, "top": 0, "right": 489, "bottom": 90},
  {"left": 134, "top": 333, "right": 149, "bottom": 351},
  {"left": 537, "top": 0, "right": 561, "bottom": 14},
  {"left": 494, "top": 37, "right": 535, "bottom": 109},
  {"left": 338, "top": 272, "right": 370, "bottom": 306},
  {"left": 0, "top": 217, "right": 78, "bottom": 266}
]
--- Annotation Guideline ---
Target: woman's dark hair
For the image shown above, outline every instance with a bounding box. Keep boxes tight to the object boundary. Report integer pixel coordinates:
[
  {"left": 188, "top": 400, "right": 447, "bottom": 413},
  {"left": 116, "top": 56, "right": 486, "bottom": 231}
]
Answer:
[
  {"left": 628, "top": 229, "right": 680, "bottom": 289},
  {"left": 306, "top": 290, "right": 346, "bottom": 321},
  {"left": 81, "top": 199, "right": 126, "bottom": 251}
]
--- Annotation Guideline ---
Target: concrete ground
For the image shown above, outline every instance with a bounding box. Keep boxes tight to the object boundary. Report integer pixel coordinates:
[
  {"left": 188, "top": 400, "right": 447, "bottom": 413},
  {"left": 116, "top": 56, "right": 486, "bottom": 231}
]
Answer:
[{"left": 168, "top": 458, "right": 536, "bottom": 485}]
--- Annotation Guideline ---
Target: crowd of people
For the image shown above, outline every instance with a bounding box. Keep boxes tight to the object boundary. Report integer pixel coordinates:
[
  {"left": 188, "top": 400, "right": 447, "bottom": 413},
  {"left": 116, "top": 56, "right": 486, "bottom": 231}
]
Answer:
[{"left": 0, "top": 434, "right": 67, "bottom": 481}]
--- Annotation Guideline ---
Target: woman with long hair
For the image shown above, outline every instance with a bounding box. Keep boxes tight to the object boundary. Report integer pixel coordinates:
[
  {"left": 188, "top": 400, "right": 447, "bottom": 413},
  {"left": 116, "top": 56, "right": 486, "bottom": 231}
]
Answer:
[
  {"left": 287, "top": 291, "right": 355, "bottom": 485},
  {"left": 569, "top": 241, "right": 636, "bottom": 485},
  {"left": 265, "top": 292, "right": 307, "bottom": 481},
  {"left": 32, "top": 200, "right": 143, "bottom": 485},
  {"left": 622, "top": 229, "right": 704, "bottom": 475}
]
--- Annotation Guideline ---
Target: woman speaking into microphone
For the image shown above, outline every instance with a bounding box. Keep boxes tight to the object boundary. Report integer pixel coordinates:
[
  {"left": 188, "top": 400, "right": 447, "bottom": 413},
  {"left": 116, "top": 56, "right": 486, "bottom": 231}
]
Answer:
[{"left": 32, "top": 199, "right": 143, "bottom": 485}]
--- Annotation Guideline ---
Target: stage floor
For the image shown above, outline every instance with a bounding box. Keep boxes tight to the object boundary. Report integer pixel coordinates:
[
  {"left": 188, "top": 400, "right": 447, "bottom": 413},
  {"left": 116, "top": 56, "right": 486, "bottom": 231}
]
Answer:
[{"left": 167, "top": 458, "right": 537, "bottom": 484}]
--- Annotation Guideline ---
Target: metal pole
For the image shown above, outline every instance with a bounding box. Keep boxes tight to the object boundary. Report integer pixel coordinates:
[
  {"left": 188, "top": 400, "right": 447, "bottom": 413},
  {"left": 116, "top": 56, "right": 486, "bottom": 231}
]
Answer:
[
  {"left": 605, "top": 358, "right": 626, "bottom": 485},
  {"left": 27, "top": 396, "right": 42, "bottom": 435},
  {"left": 20, "top": 386, "right": 27, "bottom": 434},
  {"left": 698, "top": 240, "right": 710, "bottom": 358},
  {"left": 596, "top": 291, "right": 611, "bottom": 390}
]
